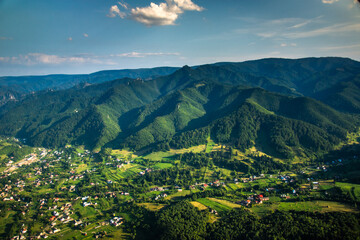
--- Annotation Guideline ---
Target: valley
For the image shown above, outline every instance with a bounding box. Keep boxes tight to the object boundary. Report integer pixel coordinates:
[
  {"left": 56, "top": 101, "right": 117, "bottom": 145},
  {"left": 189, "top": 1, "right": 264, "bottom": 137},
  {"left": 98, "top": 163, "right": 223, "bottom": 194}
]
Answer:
[
  {"left": 0, "top": 135, "right": 360, "bottom": 239},
  {"left": 0, "top": 57, "right": 360, "bottom": 239}
]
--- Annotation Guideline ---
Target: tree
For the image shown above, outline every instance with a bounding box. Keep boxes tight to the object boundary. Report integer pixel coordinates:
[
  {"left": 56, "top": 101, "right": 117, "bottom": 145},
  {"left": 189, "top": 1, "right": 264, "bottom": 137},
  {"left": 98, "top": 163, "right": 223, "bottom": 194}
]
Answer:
[{"left": 156, "top": 201, "right": 208, "bottom": 240}]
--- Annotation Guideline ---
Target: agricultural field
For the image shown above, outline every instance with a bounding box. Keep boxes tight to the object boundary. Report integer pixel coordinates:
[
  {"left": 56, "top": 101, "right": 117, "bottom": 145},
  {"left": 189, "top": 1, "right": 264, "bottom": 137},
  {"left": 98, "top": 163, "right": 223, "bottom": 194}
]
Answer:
[
  {"left": 1, "top": 138, "right": 360, "bottom": 239},
  {"left": 251, "top": 200, "right": 359, "bottom": 216},
  {"left": 137, "top": 203, "right": 167, "bottom": 211},
  {"left": 190, "top": 201, "right": 208, "bottom": 210},
  {"left": 335, "top": 182, "right": 360, "bottom": 201},
  {"left": 196, "top": 198, "right": 233, "bottom": 213}
]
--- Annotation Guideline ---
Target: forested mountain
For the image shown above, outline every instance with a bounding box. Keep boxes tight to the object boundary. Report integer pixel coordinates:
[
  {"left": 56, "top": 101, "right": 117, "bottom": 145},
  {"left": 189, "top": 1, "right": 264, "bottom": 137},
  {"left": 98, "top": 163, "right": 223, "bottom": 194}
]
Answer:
[
  {"left": 0, "top": 67, "right": 179, "bottom": 105},
  {"left": 120, "top": 82, "right": 357, "bottom": 158},
  {"left": 0, "top": 57, "right": 359, "bottom": 159}
]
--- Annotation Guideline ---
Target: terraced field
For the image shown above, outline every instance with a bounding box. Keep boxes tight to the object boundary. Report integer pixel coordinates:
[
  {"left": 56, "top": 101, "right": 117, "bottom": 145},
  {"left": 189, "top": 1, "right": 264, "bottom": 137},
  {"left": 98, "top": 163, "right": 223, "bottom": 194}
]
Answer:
[{"left": 103, "top": 165, "right": 144, "bottom": 181}]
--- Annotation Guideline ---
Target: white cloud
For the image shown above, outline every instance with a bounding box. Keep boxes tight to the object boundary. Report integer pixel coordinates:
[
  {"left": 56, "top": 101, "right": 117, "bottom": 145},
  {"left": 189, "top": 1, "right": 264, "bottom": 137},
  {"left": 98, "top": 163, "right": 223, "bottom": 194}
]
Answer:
[
  {"left": 289, "top": 16, "right": 322, "bottom": 29},
  {"left": 108, "top": 5, "right": 126, "bottom": 18},
  {"left": 0, "top": 57, "right": 10, "bottom": 62},
  {"left": 131, "top": 2, "right": 181, "bottom": 26},
  {"left": 0, "top": 52, "right": 180, "bottom": 66},
  {"left": 280, "top": 43, "right": 297, "bottom": 47},
  {"left": 83, "top": 33, "right": 89, "bottom": 38},
  {"left": 257, "top": 32, "right": 277, "bottom": 38},
  {"left": 111, "top": 0, "right": 203, "bottom": 26},
  {"left": 0, "top": 53, "right": 107, "bottom": 65},
  {"left": 173, "top": 0, "right": 203, "bottom": 11},
  {"left": 319, "top": 43, "right": 360, "bottom": 51},
  {"left": 322, "top": 0, "right": 339, "bottom": 4},
  {"left": 113, "top": 51, "right": 180, "bottom": 58},
  {"left": 118, "top": 1, "right": 129, "bottom": 10},
  {"left": 284, "top": 23, "right": 360, "bottom": 39},
  {"left": 236, "top": 16, "right": 359, "bottom": 42}
]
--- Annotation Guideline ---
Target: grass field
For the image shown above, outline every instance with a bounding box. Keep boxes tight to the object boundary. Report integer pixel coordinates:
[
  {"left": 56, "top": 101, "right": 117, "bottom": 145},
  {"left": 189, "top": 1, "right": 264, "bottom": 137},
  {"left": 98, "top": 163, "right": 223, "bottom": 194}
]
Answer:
[
  {"left": 251, "top": 200, "right": 359, "bottom": 216},
  {"left": 153, "top": 162, "right": 173, "bottom": 170},
  {"left": 138, "top": 203, "right": 167, "bottom": 211},
  {"left": 170, "top": 145, "right": 206, "bottom": 154},
  {"left": 190, "top": 201, "right": 208, "bottom": 210},
  {"left": 144, "top": 152, "right": 175, "bottom": 161},
  {"left": 205, "top": 139, "right": 216, "bottom": 153},
  {"left": 226, "top": 183, "right": 243, "bottom": 190},
  {"left": 111, "top": 149, "right": 137, "bottom": 159},
  {"left": 196, "top": 198, "right": 233, "bottom": 212},
  {"left": 335, "top": 182, "right": 360, "bottom": 201},
  {"left": 165, "top": 190, "right": 193, "bottom": 200},
  {"left": 208, "top": 198, "right": 241, "bottom": 209}
]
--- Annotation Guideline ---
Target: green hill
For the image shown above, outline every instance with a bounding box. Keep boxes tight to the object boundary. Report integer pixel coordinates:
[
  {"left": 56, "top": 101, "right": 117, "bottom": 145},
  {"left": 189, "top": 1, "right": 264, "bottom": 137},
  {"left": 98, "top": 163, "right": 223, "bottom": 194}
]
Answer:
[{"left": 0, "top": 57, "right": 359, "bottom": 158}]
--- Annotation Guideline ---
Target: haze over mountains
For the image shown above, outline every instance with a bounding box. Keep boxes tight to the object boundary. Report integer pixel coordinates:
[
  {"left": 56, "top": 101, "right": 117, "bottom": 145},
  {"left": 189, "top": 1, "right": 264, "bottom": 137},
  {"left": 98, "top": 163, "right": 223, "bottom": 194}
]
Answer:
[{"left": 0, "top": 57, "right": 359, "bottom": 159}]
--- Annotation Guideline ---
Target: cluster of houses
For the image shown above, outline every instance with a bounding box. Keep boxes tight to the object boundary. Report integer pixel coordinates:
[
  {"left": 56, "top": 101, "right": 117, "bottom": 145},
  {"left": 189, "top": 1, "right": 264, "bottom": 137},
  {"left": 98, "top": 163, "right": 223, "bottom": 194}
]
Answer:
[
  {"left": 16, "top": 201, "right": 75, "bottom": 239},
  {"left": 189, "top": 180, "right": 226, "bottom": 191},
  {"left": 110, "top": 217, "right": 123, "bottom": 227},
  {"left": 279, "top": 175, "right": 295, "bottom": 183},
  {"left": 81, "top": 196, "right": 97, "bottom": 207},
  {"left": 150, "top": 187, "right": 169, "bottom": 192},
  {"left": 139, "top": 168, "right": 153, "bottom": 175},
  {"left": 237, "top": 194, "right": 270, "bottom": 207},
  {"left": 155, "top": 193, "right": 168, "bottom": 201}
]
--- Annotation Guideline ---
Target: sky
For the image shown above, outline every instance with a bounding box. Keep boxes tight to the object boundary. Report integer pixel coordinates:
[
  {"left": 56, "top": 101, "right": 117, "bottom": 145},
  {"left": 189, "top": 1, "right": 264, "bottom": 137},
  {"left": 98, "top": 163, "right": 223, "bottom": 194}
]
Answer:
[{"left": 0, "top": 0, "right": 359, "bottom": 76}]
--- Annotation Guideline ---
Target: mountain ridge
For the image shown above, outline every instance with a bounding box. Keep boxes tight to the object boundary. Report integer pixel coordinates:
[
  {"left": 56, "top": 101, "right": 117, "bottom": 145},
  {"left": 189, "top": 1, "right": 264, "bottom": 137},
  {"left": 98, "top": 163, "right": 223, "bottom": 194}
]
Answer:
[{"left": 0, "top": 57, "right": 359, "bottom": 159}]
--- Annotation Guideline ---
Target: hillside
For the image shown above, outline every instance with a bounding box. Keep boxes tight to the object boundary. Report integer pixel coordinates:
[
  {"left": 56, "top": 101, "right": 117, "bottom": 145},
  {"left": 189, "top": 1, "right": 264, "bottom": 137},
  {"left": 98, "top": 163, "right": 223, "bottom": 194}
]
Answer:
[
  {"left": 0, "top": 57, "right": 359, "bottom": 158},
  {"left": 0, "top": 67, "right": 179, "bottom": 106},
  {"left": 119, "top": 83, "right": 357, "bottom": 158}
]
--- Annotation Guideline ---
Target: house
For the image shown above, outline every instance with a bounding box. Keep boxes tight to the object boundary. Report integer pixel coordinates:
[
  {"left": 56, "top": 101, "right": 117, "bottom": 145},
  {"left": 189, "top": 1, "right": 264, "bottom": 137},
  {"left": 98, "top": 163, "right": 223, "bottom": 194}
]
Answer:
[
  {"left": 110, "top": 217, "right": 123, "bottom": 227},
  {"left": 74, "top": 220, "right": 83, "bottom": 226},
  {"left": 82, "top": 196, "right": 90, "bottom": 201},
  {"left": 260, "top": 196, "right": 269, "bottom": 201},
  {"left": 237, "top": 199, "right": 251, "bottom": 207},
  {"left": 312, "top": 182, "right": 320, "bottom": 190}
]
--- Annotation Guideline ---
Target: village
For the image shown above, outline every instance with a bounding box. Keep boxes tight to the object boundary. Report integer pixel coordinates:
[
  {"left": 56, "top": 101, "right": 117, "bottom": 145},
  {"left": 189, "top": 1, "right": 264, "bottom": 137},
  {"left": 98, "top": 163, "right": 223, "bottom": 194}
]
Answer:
[{"left": 0, "top": 138, "right": 359, "bottom": 239}]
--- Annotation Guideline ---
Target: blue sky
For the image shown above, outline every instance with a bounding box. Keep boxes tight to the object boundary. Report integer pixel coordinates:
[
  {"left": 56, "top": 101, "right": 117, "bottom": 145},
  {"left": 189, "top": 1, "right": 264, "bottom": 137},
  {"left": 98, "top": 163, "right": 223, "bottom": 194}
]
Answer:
[{"left": 0, "top": 0, "right": 359, "bottom": 76}]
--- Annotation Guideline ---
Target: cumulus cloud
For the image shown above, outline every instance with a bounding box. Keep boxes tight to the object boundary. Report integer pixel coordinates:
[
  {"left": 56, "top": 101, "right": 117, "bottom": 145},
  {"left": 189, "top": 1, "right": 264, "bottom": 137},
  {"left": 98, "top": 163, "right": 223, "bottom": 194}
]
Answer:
[
  {"left": 130, "top": 2, "right": 181, "bottom": 26},
  {"left": 108, "top": 5, "right": 126, "bottom": 18},
  {"left": 109, "top": 0, "right": 203, "bottom": 26},
  {"left": 173, "top": 0, "right": 203, "bottom": 11},
  {"left": 322, "top": 0, "right": 339, "bottom": 3}
]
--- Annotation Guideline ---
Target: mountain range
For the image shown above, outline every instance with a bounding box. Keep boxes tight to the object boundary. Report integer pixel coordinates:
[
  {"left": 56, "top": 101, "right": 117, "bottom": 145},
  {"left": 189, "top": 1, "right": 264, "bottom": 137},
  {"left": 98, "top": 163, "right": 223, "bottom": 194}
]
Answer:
[{"left": 0, "top": 57, "right": 359, "bottom": 159}]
